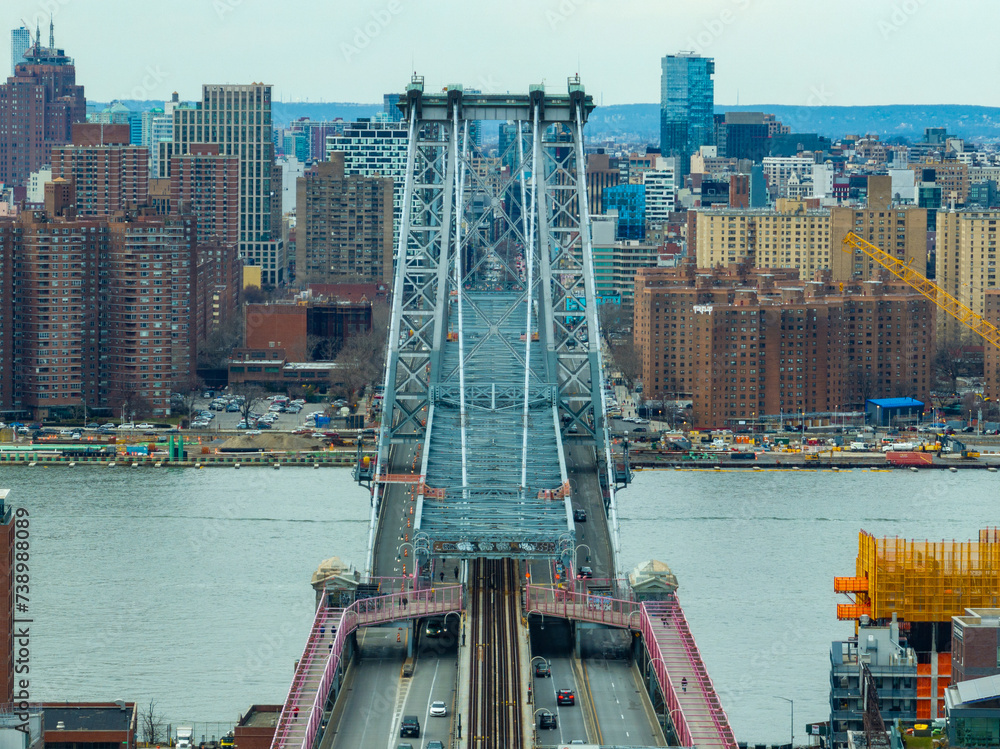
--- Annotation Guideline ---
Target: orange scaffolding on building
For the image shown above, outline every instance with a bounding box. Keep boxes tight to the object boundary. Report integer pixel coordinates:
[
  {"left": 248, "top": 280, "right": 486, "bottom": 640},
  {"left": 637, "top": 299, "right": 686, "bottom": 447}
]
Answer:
[{"left": 836, "top": 529, "right": 1000, "bottom": 622}]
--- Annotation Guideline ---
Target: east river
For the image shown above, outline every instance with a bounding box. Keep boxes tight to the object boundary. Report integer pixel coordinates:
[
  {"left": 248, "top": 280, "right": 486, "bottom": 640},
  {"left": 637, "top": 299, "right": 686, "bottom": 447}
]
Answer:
[{"left": 8, "top": 465, "right": 997, "bottom": 743}]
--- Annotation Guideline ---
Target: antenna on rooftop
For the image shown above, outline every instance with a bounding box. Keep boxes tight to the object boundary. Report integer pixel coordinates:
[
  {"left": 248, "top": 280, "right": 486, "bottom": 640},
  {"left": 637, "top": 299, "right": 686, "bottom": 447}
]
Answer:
[{"left": 49, "top": 16, "right": 54, "bottom": 49}]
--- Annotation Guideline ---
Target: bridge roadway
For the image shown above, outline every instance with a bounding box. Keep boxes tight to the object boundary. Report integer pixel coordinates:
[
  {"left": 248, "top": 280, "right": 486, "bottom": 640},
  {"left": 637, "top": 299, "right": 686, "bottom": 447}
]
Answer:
[{"left": 269, "top": 81, "right": 737, "bottom": 749}]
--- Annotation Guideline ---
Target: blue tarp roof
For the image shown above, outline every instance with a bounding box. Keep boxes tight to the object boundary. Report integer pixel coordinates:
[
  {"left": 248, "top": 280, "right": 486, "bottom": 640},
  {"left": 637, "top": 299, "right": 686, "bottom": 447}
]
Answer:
[{"left": 866, "top": 397, "right": 924, "bottom": 409}]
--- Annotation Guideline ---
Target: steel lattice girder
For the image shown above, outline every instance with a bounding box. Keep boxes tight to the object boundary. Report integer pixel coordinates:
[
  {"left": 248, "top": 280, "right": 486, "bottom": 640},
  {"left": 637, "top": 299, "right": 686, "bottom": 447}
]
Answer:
[{"left": 375, "top": 81, "right": 609, "bottom": 563}]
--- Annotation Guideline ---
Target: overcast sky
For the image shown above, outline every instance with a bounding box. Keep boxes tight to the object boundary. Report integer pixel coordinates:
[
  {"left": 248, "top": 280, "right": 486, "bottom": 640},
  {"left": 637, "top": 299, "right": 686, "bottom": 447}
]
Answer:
[{"left": 7, "top": 0, "right": 998, "bottom": 107}]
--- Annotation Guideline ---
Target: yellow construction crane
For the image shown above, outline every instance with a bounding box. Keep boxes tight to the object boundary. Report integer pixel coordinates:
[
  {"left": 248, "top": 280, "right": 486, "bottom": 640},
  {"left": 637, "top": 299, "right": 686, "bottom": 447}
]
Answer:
[{"left": 842, "top": 230, "right": 1000, "bottom": 350}]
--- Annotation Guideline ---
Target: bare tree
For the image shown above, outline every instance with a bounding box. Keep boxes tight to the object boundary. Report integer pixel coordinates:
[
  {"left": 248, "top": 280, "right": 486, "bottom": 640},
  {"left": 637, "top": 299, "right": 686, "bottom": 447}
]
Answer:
[
  {"left": 608, "top": 339, "right": 642, "bottom": 390},
  {"left": 332, "top": 331, "right": 385, "bottom": 403},
  {"left": 108, "top": 380, "right": 153, "bottom": 421},
  {"left": 228, "top": 382, "right": 269, "bottom": 425},
  {"left": 598, "top": 303, "right": 631, "bottom": 343},
  {"left": 139, "top": 700, "right": 166, "bottom": 746},
  {"left": 306, "top": 334, "right": 340, "bottom": 362},
  {"left": 933, "top": 336, "right": 967, "bottom": 394},
  {"left": 198, "top": 314, "right": 244, "bottom": 370},
  {"left": 845, "top": 369, "right": 877, "bottom": 408}
]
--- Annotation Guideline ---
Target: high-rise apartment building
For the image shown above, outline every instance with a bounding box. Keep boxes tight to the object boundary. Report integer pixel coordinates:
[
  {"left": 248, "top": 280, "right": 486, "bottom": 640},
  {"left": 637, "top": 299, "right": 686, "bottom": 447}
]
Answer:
[
  {"left": 937, "top": 209, "right": 1000, "bottom": 343},
  {"left": 169, "top": 143, "right": 239, "bottom": 247},
  {"left": 985, "top": 291, "right": 1000, "bottom": 401},
  {"left": 634, "top": 264, "right": 935, "bottom": 425},
  {"left": 0, "top": 24, "right": 85, "bottom": 188},
  {"left": 51, "top": 123, "right": 149, "bottom": 215},
  {"left": 586, "top": 153, "right": 621, "bottom": 217},
  {"left": 695, "top": 200, "right": 832, "bottom": 280},
  {"left": 160, "top": 83, "right": 284, "bottom": 285},
  {"left": 325, "top": 116, "right": 408, "bottom": 247},
  {"left": 761, "top": 156, "right": 816, "bottom": 200},
  {"left": 829, "top": 176, "right": 927, "bottom": 281},
  {"left": 910, "top": 161, "right": 970, "bottom": 206},
  {"left": 295, "top": 153, "right": 394, "bottom": 284},
  {"left": 720, "top": 112, "right": 771, "bottom": 162},
  {"left": 10, "top": 26, "right": 30, "bottom": 75},
  {"left": 660, "top": 53, "right": 715, "bottom": 168},
  {"left": 643, "top": 167, "right": 677, "bottom": 223},
  {"left": 0, "top": 202, "right": 197, "bottom": 417},
  {"left": 102, "top": 215, "right": 197, "bottom": 411}
]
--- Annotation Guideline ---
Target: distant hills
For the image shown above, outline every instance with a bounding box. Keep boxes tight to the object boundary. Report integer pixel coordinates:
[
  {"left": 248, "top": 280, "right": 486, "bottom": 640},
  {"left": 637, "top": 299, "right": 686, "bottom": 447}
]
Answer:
[{"left": 90, "top": 100, "right": 1000, "bottom": 143}]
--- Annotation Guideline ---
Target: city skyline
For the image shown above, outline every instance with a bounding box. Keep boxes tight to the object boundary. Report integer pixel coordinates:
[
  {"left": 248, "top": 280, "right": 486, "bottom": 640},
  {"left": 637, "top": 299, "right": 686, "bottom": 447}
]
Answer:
[{"left": 6, "top": 0, "right": 1000, "bottom": 107}]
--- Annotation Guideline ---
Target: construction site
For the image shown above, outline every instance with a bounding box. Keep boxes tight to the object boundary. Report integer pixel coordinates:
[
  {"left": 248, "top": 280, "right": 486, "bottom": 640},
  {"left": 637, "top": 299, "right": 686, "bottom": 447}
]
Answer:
[{"left": 831, "top": 528, "right": 1000, "bottom": 748}]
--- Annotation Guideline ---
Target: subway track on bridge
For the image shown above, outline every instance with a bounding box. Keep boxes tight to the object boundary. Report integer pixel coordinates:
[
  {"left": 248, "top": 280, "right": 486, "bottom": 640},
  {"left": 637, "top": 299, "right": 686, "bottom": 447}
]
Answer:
[{"left": 468, "top": 559, "right": 523, "bottom": 749}]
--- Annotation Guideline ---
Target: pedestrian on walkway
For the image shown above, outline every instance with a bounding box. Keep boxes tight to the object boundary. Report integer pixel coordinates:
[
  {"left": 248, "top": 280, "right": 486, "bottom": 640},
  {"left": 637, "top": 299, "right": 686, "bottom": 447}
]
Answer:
[
  {"left": 401, "top": 596, "right": 408, "bottom": 609},
  {"left": 454, "top": 566, "right": 459, "bottom": 580},
  {"left": 681, "top": 677, "right": 687, "bottom": 693},
  {"left": 440, "top": 571, "right": 445, "bottom": 582}
]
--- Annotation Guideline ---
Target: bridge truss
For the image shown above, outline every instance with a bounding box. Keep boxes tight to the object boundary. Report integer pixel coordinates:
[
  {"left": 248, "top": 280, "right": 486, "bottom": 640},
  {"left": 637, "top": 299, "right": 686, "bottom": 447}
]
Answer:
[{"left": 370, "top": 76, "right": 617, "bottom": 566}]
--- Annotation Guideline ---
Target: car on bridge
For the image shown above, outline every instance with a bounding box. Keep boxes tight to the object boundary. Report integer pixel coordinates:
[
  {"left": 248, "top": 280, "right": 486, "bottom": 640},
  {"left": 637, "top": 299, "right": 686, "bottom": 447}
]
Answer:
[
  {"left": 430, "top": 701, "right": 447, "bottom": 717},
  {"left": 426, "top": 742, "right": 444, "bottom": 749},
  {"left": 399, "top": 715, "right": 420, "bottom": 738},
  {"left": 534, "top": 661, "right": 551, "bottom": 677},
  {"left": 425, "top": 620, "right": 443, "bottom": 637},
  {"left": 538, "top": 711, "right": 557, "bottom": 729},
  {"left": 573, "top": 508, "right": 587, "bottom": 522},
  {"left": 576, "top": 566, "right": 593, "bottom": 579},
  {"left": 557, "top": 689, "right": 576, "bottom": 706}
]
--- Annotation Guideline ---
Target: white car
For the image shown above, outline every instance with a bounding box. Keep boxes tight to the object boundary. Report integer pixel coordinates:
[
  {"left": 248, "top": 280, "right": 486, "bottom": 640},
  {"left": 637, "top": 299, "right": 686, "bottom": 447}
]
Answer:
[
  {"left": 429, "top": 701, "right": 447, "bottom": 717},
  {"left": 135, "top": 423, "right": 155, "bottom": 430}
]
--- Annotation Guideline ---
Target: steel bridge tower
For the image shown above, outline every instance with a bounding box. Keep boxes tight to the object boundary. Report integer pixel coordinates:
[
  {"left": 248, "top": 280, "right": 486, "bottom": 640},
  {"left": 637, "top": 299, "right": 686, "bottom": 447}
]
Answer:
[{"left": 368, "top": 76, "right": 621, "bottom": 574}]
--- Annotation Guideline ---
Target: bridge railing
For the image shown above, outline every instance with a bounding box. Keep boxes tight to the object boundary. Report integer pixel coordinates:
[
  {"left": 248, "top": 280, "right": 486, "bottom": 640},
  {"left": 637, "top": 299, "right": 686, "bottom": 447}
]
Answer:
[
  {"left": 642, "top": 599, "right": 738, "bottom": 749},
  {"left": 639, "top": 601, "right": 694, "bottom": 747},
  {"left": 270, "top": 585, "right": 464, "bottom": 749},
  {"left": 525, "top": 584, "right": 640, "bottom": 628}
]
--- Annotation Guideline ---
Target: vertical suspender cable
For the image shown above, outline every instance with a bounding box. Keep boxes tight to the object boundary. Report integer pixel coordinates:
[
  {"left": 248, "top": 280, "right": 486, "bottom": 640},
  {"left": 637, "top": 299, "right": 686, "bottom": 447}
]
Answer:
[
  {"left": 453, "top": 107, "right": 470, "bottom": 489},
  {"left": 520, "top": 110, "right": 540, "bottom": 490}
]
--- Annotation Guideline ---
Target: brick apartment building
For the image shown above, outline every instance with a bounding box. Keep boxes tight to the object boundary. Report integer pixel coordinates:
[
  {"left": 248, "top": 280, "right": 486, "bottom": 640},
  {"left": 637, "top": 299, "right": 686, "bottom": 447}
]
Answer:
[
  {"left": 170, "top": 143, "right": 239, "bottom": 247},
  {"left": 51, "top": 123, "right": 149, "bottom": 215},
  {"left": 829, "top": 175, "right": 928, "bottom": 281},
  {"left": 985, "top": 290, "right": 1000, "bottom": 401},
  {"left": 0, "top": 31, "right": 86, "bottom": 189},
  {"left": 295, "top": 153, "right": 394, "bottom": 284},
  {"left": 102, "top": 214, "right": 197, "bottom": 414},
  {"left": 937, "top": 209, "right": 1000, "bottom": 344},
  {"left": 695, "top": 199, "right": 832, "bottom": 280},
  {"left": 695, "top": 177, "right": 927, "bottom": 283},
  {"left": 634, "top": 263, "right": 935, "bottom": 428},
  {"left": 0, "top": 200, "right": 197, "bottom": 418}
]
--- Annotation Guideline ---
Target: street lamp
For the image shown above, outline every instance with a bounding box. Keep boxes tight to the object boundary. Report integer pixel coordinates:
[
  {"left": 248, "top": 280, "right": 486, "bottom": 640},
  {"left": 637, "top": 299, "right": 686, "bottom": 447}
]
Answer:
[{"left": 774, "top": 696, "right": 793, "bottom": 749}]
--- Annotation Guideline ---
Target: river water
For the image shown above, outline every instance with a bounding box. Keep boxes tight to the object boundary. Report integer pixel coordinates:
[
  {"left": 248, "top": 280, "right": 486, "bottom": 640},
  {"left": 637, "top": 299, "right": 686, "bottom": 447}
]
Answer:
[{"left": 10, "top": 465, "right": 996, "bottom": 743}]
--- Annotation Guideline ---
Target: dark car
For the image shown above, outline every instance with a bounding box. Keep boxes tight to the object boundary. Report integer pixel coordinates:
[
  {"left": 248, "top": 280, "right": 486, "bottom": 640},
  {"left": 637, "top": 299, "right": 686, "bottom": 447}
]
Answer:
[
  {"left": 573, "top": 508, "right": 587, "bottom": 522},
  {"left": 576, "top": 566, "right": 593, "bottom": 579},
  {"left": 425, "top": 620, "right": 443, "bottom": 637},
  {"left": 534, "top": 661, "right": 551, "bottom": 677},
  {"left": 426, "top": 743, "right": 444, "bottom": 749},
  {"left": 539, "top": 712, "right": 557, "bottom": 729},
  {"left": 400, "top": 715, "right": 420, "bottom": 738},
  {"left": 557, "top": 689, "right": 576, "bottom": 706}
]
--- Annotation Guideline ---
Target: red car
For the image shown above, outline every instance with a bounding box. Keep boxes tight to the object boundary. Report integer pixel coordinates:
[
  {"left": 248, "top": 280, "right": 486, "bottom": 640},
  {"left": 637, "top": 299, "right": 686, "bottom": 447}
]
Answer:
[{"left": 557, "top": 689, "right": 575, "bottom": 706}]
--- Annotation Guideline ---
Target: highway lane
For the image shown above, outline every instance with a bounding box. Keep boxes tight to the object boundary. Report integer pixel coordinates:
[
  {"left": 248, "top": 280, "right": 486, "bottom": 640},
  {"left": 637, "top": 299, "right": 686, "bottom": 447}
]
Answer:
[
  {"left": 396, "top": 625, "right": 459, "bottom": 748},
  {"left": 564, "top": 443, "right": 615, "bottom": 581},
  {"left": 540, "top": 655, "right": 588, "bottom": 743},
  {"left": 584, "top": 657, "right": 664, "bottom": 747},
  {"left": 325, "top": 629, "right": 406, "bottom": 749}
]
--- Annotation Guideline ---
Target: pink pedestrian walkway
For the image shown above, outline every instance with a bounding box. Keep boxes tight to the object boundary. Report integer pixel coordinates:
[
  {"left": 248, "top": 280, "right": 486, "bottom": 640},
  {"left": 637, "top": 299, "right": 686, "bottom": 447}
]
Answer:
[{"left": 268, "top": 585, "right": 464, "bottom": 749}]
